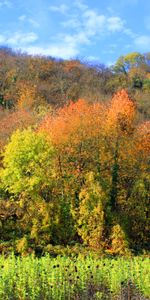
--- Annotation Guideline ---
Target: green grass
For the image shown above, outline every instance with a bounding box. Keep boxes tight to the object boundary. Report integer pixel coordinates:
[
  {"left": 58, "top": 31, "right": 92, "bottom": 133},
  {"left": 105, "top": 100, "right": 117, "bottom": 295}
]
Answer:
[{"left": 0, "top": 254, "right": 149, "bottom": 299}]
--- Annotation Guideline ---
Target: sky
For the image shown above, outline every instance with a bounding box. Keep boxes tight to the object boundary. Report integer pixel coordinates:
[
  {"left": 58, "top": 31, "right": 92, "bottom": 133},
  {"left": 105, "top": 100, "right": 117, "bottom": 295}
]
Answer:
[{"left": 0, "top": 0, "right": 150, "bottom": 65}]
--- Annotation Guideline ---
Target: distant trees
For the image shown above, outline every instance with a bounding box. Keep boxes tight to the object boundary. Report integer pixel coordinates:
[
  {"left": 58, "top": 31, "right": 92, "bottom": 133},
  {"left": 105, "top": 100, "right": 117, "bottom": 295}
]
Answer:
[
  {"left": 1, "top": 46, "right": 150, "bottom": 118},
  {"left": 113, "top": 52, "right": 150, "bottom": 90},
  {"left": 113, "top": 52, "right": 145, "bottom": 75}
]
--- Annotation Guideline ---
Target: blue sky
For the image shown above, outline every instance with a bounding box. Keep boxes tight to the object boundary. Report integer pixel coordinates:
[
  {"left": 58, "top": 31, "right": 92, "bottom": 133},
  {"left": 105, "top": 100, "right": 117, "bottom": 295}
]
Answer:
[{"left": 0, "top": 0, "right": 150, "bottom": 65}]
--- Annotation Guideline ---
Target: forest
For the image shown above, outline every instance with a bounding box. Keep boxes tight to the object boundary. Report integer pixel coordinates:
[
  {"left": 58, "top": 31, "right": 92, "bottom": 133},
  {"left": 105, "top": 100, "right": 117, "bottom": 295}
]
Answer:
[{"left": 0, "top": 47, "right": 149, "bottom": 256}]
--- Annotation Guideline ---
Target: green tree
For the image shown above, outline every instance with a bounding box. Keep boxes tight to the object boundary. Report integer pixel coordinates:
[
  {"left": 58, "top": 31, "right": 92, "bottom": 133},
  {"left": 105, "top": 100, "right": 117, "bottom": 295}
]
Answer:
[
  {"left": 0, "top": 128, "right": 54, "bottom": 195},
  {"left": 75, "top": 172, "right": 106, "bottom": 249},
  {"left": 113, "top": 52, "right": 145, "bottom": 75},
  {"left": 109, "top": 224, "right": 130, "bottom": 255},
  {"left": 0, "top": 128, "right": 55, "bottom": 250}
]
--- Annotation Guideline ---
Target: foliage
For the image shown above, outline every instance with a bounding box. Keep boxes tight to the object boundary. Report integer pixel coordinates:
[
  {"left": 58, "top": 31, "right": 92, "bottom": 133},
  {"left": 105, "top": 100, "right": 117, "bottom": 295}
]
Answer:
[
  {"left": 0, "top": 128, "right": 55, "bottom": 248},
  {"left": 0, "top": 46, "right": 150, "bottom": 255},
  {"left": 0, "top": 128, "right": 54, "bottom": 195},
  {"left": 109, "top": 224, "right": 130, "bottom": 256},
  {"left": 16, "top": 236, "right": 29, "bottom": 255},
  {"left": 76, "top": 172, "right": 106, "bottom": 249}
]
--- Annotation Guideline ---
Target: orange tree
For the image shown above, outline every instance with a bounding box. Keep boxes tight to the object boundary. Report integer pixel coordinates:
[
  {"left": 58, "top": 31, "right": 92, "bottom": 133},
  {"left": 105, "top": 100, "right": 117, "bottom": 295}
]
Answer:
[
  {"left": 40, "top": 99, "right": 107, "bottom": 245},
  {"left": 39, "top": 90, "right": 150, "bottom": 250}
]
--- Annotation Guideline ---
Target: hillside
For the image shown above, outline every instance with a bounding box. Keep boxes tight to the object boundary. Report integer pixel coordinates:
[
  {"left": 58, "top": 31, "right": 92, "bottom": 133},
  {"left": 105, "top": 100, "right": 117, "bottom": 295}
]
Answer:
[{"left": 0, "top": 47, "right": 149, "bottom": 255}]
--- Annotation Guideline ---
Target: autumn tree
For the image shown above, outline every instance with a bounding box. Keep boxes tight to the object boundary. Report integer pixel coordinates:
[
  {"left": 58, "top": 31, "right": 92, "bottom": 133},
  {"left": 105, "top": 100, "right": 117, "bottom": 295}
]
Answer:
[
  {"left": 40, "top": 99, "right": 107, "bottom": 245},
  {"left": 124, "top": 121, "right": 150, "bottom": 249},
  {"left": 113, "top": 52, "right": 150, "bottom": 90},
  {"left": 0, "top": 128, "right": 56, "bottom": 250},
  {"left": 103, "top": 91, "right": 149, "bottom": 250},
  {"left": 76, "top": 172, "right": 106, "bottom": 249},
  {"left": 113, "top": 52, "right": 145, "bottom": 75},
  {"left": 0, "top": 109, "right": 37, "bottom": 151},
  {"left": 40, "top": 99, "right": 105, "bottom": 197}
]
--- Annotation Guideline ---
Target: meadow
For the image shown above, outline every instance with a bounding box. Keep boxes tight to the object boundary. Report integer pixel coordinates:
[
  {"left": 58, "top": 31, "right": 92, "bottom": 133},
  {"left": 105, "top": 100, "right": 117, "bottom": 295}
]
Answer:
[{"left": 0, "top": 254, "right": 149, "bottom": 300}]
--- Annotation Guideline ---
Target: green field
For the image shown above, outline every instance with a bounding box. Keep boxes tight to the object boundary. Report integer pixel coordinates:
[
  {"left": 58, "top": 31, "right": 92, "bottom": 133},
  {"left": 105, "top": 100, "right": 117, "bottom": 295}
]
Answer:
[{"left": 0, "top": 254, "right": 149, "bottom": 300}]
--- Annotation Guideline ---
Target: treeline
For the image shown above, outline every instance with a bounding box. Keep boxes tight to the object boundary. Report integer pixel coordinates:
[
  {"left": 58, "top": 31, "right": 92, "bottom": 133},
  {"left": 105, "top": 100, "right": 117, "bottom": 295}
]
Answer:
[
  {"left": 0, "top": 47, "right": 150, "bottom": 255},
  {"left": 1, "top": 47, "right": 150, "bottom": 111}
]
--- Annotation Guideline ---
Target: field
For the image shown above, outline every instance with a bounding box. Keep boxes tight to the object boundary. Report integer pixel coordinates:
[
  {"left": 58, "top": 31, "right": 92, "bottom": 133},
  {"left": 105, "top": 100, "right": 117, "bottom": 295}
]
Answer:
[{"left": 0, "top": 254, "right": 149, "bottom": 300}]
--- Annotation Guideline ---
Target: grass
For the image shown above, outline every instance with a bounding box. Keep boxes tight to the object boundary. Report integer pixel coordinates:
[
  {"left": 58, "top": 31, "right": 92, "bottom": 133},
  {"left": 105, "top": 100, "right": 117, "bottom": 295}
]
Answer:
[{"left": 0, "top": 254, "right": 149, "bottom": 299}]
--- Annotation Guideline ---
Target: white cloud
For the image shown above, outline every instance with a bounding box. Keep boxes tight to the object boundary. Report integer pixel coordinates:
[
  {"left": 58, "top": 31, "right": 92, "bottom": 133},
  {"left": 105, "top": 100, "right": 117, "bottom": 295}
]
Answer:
[
  {"left": 19, "top": 15, "right": 26, "bottom": 21},
  {"left": 22, "top": 44, "right": 78, "bottom": 59},
  {"left": 18, "top": 15, "right": 40, "bottom": 28},
  {"left": 22, "top": 8, "right": 126, "bottom": 60},
  {"left": 49, "top": 4, "right": 69, "bottom": 14},
  {"left": 0, "top": 34, "right": 5, "bottom": 43},
  {"left": 83, "top": 10, "right": 106, "bottom": 35},
  {"left": 86, "top": 55, "right": 99, "bottom": 61},
  {"left": 62, "top": 18, "right": 81, "bottom": 29},
  {"left": 107, "top": 17, "right": 124, "bottom": 32},
  {"left": 106, "top": 61, "right": 115, "bottom": 67},
  {"left": 22, "top": 29, "right": 91, "bottom": 59},
  {"left": 0, "top": 32, "right": 38, "bottom": 46},
  {"left": 73, "top": 0, "right": 88, "bottom": 11},
  {"left": 134, "top": 35, "right": 150, "bottom": 48},
  {"left": 29, "top": 19, "right": 40, "bottom": 28},
  {"left": 26, "top": 31, "right": 90, "bottom": 59},
  {"left": 56, "top": 6, "right": 127, "bottom": 60},
  {"left": 0, "top": 0, "right": 12, "bottom": 8},
  {"left": 28, "top": 3, "right": 128, "bottom": 60},
  {"left": 0, "top": 0, "right": 136, "bottom": 61},
  {"left": 63, "top": 32, "right": 90, "bottom": 46},
  {"left": 123, "top": 28, "right": 136, "bottom": 38},
  {"left": 64, "top": 9, "right": 125, "bottom": 40}
]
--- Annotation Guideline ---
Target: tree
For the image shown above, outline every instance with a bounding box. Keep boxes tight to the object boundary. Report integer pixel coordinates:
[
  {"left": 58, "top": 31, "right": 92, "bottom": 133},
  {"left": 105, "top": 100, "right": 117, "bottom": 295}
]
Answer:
[
  {"left": 0, "top": 128, "right": 55, "bottom": 249},
  {"left": 40, "top": 99, "right": 105, "bottom": 202},
  {"left": 76, "top": 172, "right": 106, "bottom": 249},
  {"left": 108, "top": 224, "right": 130, "bottom": 255},
  {"left": 0, "top": 128, "right": 54, "bottom": 195},
  {"left": 0, "top": 109, "right": 37, "bottom": 151},
  {"left": 113, "top": 52, "right": 145, "bottom": 75},
  {"left": 113, "top": 52, "right": 150, "bottom": 90},
  {"left": 100, "top": 90, "right": 135, "bottom": 211}
]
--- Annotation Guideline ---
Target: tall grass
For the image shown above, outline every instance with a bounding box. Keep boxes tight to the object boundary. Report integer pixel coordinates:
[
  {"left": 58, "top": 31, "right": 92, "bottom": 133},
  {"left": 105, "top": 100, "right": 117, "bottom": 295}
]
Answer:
[{"left": 0, "top": 254, "right": 149, "bottom": 299}]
